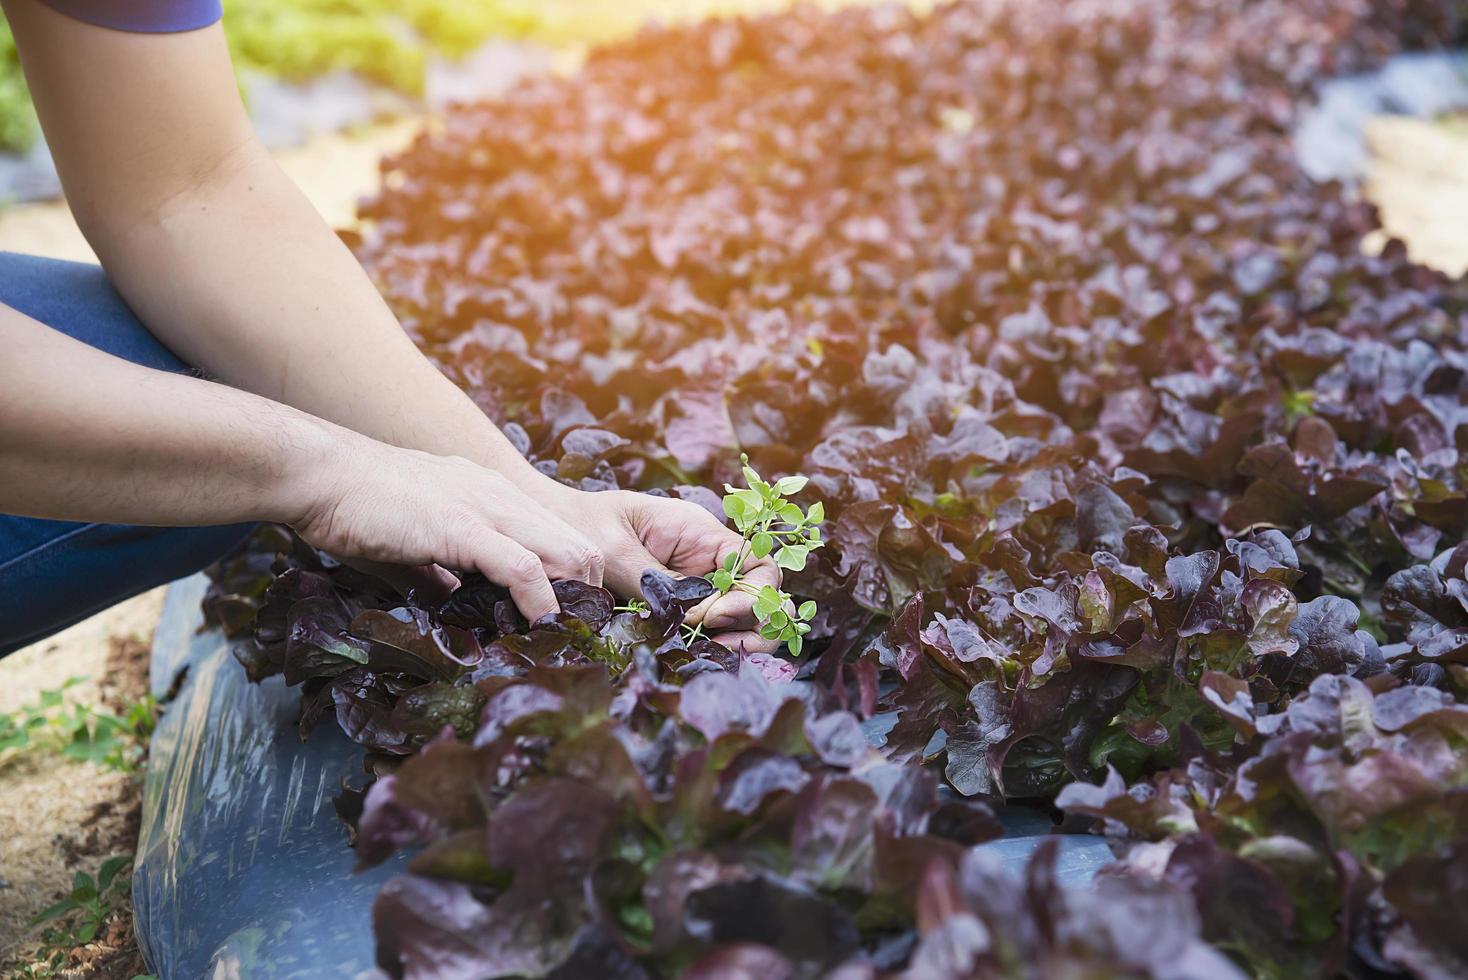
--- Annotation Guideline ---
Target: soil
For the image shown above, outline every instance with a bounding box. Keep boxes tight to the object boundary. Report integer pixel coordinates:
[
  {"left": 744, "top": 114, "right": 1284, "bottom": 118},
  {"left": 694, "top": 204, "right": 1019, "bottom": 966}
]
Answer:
[
  {"left": 0, "top": 599, "right": 159, "bottom": 978},
  {"left": 1363, "top": 114, "right": 1468, "bottom": 278}
]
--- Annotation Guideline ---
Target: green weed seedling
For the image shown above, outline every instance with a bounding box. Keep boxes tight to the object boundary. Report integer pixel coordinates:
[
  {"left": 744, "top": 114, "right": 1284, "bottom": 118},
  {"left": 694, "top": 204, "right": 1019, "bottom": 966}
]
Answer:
[
  {"left": 62, "top": 693, "right": 158, "bottom": 773},
  {"left": 707, "top": 455, "right": 825, "bottom": 655},
  {"left": 23, "top": 854, "right": 143, "bottom": 976},
  {"left": 0, "top": 677, "right": 157, "bottom": 774},
  {"left": 0, "top": 677, "right": 86, "bottom": 754}
]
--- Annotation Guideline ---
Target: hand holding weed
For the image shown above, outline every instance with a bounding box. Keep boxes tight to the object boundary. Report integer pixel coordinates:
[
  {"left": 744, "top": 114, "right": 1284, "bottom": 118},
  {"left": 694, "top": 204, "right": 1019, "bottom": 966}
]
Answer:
[{"left": 561, "top": 488, "right": 783, "bottom": 653}]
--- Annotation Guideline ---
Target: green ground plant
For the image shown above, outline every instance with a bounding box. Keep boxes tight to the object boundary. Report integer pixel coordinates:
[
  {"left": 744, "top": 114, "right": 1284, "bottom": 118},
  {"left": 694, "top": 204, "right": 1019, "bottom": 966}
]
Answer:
[
  {"left": 0, "top": 676, "right": 157, "bottom": 773},
  {"left": 0, "top": 20, "right": 35, "bottom": 154},
  {"left": 0, "top": 0, "right": 537, "bottom": 153},
  {"left": 223, "top": 0, "right": 535, "bottom": 94},
  {"left": 16, "top": 854, "right": 155, "bottom": 980}
]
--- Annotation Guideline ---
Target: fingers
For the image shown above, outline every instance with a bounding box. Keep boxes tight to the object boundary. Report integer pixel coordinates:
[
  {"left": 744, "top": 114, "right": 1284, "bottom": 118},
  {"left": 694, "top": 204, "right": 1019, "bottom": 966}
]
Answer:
[
  {"left": 610, "top": 542, "right": 678, "bottom": 598},
  {"left": 695, "top": 556, "right": 780, "bottom": 632},
  {"left": 300, "top": 448, "right": 607, "bottom": 607},
  {"left": 470, "top": 532, "right": 560, "bottom": 621},
  {"left": 570, "top": 537, "right": 606, "bottom": 588},
  {"left": 695, "top": 591, "right": 760, "bottom": 634},
  {"left": 599, "top": 526, "right": 679, "bottom": 598},
  {"left": 483, "top": 494, "right": 605, "bottom": 587},
  {"left": 431, "top": 459, "right": 605, "bottom": 588},
  {"left": 705, "top": 628, "right": 780, "bottom": 656},
  {"left": 531, "top": 535, "right": 604, "bottom": 588},
  {"left": 384, "top": 563, "right": 461, "bottom": 602},
  {"left": 583, "top": 547, "right": 606, "bottom": 588},
  {"left": 701, "top": 517, "right": 750, "bottom": 573},
  {"left": 334, "top": 557, "right": 460, "bottom": 602}
]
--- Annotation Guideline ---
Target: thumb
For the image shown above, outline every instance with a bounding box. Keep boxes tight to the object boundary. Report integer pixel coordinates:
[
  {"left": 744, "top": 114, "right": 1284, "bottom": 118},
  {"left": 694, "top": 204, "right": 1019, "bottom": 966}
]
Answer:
[
  {"left": 606, "top": 541, "right": 678, "bottom": 601},
  {"left": 695, "top": 556, "right": 779, "bottom": 632},
  {"left": 608, "top": 541, "right": 726, "bottom": 627}
]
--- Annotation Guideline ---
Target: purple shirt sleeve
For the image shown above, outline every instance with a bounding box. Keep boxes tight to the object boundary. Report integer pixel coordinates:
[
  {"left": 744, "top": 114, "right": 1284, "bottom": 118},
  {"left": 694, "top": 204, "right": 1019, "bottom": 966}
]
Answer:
[{"left": 37, "top": 0, "right": 223, "bottom": 33}]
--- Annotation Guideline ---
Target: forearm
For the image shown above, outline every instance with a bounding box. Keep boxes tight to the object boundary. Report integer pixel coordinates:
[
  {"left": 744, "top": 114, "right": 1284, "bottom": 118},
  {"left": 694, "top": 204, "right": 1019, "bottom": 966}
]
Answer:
[
  {"left": 0, "top": 304, "right": 333, "bottom": 527},
  {"left": 82, "top": 143, "right": 546, "bottom": 491}
]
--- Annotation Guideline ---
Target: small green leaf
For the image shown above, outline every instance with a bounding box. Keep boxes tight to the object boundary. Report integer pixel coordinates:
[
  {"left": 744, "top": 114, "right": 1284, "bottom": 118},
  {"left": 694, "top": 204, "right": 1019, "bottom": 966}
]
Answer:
[
  {"left": 775, "top": 547, "right": 808, "bottom": 572},
  {"left": 723, "top": 552, "right": 741, "bottom": 572},
  {"left": 788, "top": 635, "right": 804, "bottom": 656},
  {"left": 711, "top": 569, "right": 734, "bottom": 593},
  {"left": 619, "top": 901, "right": 654, "bottom": 938},
  {"left": 751, "top": 532, "right": 774, "bottom": 559},
  {"left": 759, "top": 623, "right": 783, "bottom": 641},
  {"left": 722, "top": 494, "right": 746, "bottom": 522},
  {"left": 31, "top": 899, "right": 77, "bottom": 925},
  {"left": 774, "top": 475, "right": 808, "bottom": 496},
  {"left": 731, "top": 489, "right": 764, "bottom": 531},
  {"left": 807, "top": 501, "right": 825, "bottom": 524},
  {"left": 97, "top": 854, "right": 132, "bottom": 892},
  {"left": 798, "top": 600, "right": 817, "bottom": 621},
  {"left": 768, "top": 610, "right": 789, "bottom": 630}
]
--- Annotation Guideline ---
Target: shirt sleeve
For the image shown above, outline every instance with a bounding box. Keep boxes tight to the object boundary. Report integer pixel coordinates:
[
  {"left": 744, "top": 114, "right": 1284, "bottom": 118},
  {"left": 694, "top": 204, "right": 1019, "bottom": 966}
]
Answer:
[{"left": 36, "top": 0, "right": 223, "bottom": 33}]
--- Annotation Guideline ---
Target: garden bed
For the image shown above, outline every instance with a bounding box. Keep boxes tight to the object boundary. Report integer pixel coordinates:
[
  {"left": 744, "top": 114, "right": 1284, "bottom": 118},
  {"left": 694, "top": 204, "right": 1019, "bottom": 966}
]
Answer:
[
  {"left": 196, "top": 0, "right": 1468, "bottom": 977},
  {"left": 133, "top": 577, "right": 1110, "bottom": 977}
]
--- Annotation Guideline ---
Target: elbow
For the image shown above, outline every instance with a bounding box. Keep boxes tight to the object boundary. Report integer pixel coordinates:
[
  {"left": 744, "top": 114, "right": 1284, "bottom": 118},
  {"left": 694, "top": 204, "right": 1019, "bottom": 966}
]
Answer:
[{"left": 71, "top": 131, "right": 269, "bottom": 252}]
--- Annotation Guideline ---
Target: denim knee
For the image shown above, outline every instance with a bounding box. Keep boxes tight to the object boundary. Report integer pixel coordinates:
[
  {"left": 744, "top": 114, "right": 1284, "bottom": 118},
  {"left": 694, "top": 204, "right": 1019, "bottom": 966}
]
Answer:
[
  {"left": 0, "top": 520, "right": 258, "bottom": 658},
  {"left": 0, "top": 251, "right": 190, "bottom": 373}
]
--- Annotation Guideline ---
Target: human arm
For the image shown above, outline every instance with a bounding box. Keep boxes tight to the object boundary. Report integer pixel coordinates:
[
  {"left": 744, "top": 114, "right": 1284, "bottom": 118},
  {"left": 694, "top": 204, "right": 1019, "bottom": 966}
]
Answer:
[{"left": 0, "top": 304, "right": 629, "bottom": 619}]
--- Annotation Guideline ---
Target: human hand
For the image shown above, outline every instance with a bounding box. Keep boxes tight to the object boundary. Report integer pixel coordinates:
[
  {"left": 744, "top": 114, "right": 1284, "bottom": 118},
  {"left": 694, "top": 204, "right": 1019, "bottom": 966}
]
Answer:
[
  {"left": 291, "top": 436, "right": 605, "bottom": 621},
  {"left": 546, "top": 487, "right": 782, "bottom": 654}
]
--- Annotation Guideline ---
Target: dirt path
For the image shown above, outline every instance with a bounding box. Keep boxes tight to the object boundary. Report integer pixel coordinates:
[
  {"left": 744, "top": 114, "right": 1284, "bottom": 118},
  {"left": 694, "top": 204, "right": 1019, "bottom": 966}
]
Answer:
[{"left": 1364, "top": 114, "right": 1468, "bottom": 277}]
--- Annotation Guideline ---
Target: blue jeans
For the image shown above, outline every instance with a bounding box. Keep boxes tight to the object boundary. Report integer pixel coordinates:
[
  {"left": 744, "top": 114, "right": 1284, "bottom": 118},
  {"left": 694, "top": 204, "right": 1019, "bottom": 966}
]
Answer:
[{"left": 0, "top": 252, "right": 255, "bottom": 658}]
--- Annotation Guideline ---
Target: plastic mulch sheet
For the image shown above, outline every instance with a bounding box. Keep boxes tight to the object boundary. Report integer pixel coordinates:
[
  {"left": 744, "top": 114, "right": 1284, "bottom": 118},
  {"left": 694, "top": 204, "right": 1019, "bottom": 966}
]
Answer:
[
  {"left": 133, "top": 575, "right": 1113, "bottom": 979},
  {"left": 133, "top": 576, "right": 404, "bottom": 980}
]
